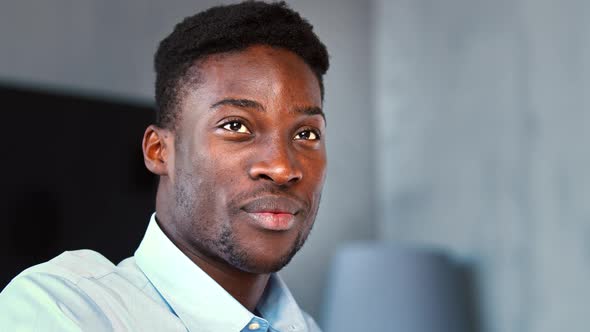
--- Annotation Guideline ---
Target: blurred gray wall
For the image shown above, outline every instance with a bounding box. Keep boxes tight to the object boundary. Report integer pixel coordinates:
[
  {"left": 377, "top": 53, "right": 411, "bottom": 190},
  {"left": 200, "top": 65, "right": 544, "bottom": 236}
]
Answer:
[
  {"left": 375, "top": 0, "right": 590, "bottom": 331},
  {"left": 0, "top": 0, "right": 374, "bottom": 320}
]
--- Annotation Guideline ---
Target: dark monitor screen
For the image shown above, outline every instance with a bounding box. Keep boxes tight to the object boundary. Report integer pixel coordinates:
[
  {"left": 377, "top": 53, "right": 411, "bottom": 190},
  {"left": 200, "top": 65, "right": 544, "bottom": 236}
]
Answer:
[{"left": 0, "top": 84, "right": 157, "bottom": 288}]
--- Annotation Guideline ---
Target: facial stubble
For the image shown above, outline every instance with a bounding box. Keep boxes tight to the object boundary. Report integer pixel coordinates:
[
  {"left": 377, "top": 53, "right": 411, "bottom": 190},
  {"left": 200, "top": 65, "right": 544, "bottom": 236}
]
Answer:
[{"left": 173, "top": 166, "right": 319, "bottom": 274}]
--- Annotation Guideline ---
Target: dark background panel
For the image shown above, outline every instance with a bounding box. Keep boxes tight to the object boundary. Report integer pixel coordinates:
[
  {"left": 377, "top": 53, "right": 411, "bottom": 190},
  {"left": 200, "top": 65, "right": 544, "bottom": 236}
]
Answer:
[{"left": 0, "top": 85, "right": 157, "bottom": 288}]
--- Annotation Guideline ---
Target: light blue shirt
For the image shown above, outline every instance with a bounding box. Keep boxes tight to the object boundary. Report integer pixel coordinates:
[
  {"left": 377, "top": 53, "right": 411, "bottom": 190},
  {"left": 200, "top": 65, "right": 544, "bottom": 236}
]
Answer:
[{"left": 0, "top": 214, "right": 321, "bottom": 332}]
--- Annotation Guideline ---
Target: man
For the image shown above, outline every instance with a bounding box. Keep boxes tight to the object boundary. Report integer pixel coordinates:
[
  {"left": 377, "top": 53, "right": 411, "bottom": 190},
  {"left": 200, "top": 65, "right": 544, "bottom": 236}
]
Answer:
[{"left": 0, "top": 1, "right": 329, "bottom": 331}]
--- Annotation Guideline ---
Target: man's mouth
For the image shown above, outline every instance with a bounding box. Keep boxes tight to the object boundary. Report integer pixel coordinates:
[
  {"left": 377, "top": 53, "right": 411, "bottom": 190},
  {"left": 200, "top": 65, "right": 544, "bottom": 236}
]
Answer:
[
  {"left": 246, "top": 212, "right": 295, "bottom": 231},
  {"left": 241, "top": 196, "right": 304, "bottom": 231}
]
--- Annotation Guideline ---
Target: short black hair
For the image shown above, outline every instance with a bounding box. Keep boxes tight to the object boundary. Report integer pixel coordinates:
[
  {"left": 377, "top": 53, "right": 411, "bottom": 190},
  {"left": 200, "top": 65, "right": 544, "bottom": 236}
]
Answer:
[{"left": 154, "top": 0, "right": 330, "bottom": 129}]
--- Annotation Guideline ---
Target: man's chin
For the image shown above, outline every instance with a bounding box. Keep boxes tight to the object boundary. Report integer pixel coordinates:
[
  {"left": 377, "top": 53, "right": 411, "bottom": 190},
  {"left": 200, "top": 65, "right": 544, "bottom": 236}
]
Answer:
[
  {"left": 225, "top": 247, "right": 299, "bottom": 274},
  {"left": 217, "top": 223, "right": 310, "bottom": 274}
]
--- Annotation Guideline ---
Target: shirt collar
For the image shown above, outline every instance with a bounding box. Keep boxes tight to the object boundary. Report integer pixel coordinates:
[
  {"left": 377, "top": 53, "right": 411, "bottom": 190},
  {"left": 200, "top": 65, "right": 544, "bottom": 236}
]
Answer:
[
  {"left": 135, "top": 213, "right": 309, "bottom": 332},
  {"left": 258, "top": 274, "right": 309, "bottom": 332}
]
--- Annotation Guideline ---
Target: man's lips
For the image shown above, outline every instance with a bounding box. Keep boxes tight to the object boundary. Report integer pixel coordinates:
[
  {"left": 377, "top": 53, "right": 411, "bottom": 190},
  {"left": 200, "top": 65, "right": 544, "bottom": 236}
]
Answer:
[
  {"left": 246, "top": 212, "right": 295, "bottom": 231},
  {"left": 241, "top": 196, "right": 303, "bottom": 215},
  {"left": 241, "top": 196, "right": 304, "bottom": 231}
]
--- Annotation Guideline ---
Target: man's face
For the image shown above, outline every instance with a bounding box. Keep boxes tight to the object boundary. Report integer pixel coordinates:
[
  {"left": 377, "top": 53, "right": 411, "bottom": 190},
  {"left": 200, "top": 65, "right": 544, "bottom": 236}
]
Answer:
[{"left": 167, "top": 45, "right": 326, "bottom": 274}]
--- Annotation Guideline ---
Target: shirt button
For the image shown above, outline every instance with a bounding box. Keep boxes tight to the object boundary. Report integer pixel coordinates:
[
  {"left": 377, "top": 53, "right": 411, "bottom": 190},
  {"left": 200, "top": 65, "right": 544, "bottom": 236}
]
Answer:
[{"left": 248, "top": 322, "right": 261, "bottom": 330}]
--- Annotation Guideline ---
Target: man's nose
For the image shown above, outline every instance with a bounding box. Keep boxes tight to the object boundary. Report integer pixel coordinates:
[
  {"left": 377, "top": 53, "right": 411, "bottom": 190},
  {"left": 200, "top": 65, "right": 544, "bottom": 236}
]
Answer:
[{"left": 248, "top": 143, "right": 303, "bottom": 186}]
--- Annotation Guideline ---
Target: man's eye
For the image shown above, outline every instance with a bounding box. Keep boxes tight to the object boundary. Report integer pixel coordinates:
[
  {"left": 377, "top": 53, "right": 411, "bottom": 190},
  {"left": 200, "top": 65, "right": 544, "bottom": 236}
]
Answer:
[
  {"left": 294, "top": 130, "right": 319, "bottom": 141},
  {"left": 222, "top": 121, "right": 250, "bottom": 134}
]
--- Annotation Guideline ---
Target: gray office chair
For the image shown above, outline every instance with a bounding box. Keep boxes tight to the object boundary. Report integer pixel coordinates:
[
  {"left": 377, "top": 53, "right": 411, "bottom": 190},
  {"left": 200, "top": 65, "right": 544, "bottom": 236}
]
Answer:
[{"left": 321, "top": 243, "right": 473, "bottom": 332}]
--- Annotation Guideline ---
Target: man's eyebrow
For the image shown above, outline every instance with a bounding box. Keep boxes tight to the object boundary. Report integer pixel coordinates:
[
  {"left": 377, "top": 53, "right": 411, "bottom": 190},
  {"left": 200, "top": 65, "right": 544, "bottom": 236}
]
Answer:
[
  {"left": 210, "top": 98, "right": 264, "bottom": 110},
  {"left": 210, "top": 98, "right": 325, "bottom": 121},
  {"left": 291, "top": 106, "right": 325, "bottom": 122}
]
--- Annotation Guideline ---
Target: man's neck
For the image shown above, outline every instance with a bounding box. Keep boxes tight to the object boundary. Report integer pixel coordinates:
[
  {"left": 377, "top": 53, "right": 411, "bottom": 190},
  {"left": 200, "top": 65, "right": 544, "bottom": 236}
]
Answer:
[
  {"left": 156, "top": 217, "right": 270, "bottom": 312},
  {"left": 192, "top": 256, "right": 271, "bottom": 312}
]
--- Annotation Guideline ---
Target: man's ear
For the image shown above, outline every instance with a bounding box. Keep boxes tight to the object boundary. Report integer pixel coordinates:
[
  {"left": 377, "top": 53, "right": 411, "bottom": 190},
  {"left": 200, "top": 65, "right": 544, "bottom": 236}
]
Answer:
[{"left": 142, "top": 125, "right": 173, "bottom": 176}]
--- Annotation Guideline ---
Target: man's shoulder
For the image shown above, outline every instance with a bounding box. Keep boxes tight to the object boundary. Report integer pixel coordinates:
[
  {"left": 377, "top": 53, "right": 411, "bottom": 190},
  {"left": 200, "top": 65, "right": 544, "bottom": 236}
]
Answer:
[
  {"left": 0, "top": 250, "right": 175, "bottom": 331},
  {"left": 5, "top": 249, "right": 153, "bottom": 296},
  {"left": 0, "top": 250, "right": 121, "bottom": 330},
  {"left": 18, "top": 249, "right": 118, "bottom": 282}
]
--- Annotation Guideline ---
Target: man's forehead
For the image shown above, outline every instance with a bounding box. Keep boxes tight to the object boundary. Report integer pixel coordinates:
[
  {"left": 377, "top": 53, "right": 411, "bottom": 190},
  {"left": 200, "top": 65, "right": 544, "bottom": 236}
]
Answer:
[{"left": 188, "top": 45, "right": 322, "bottom": 107}]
